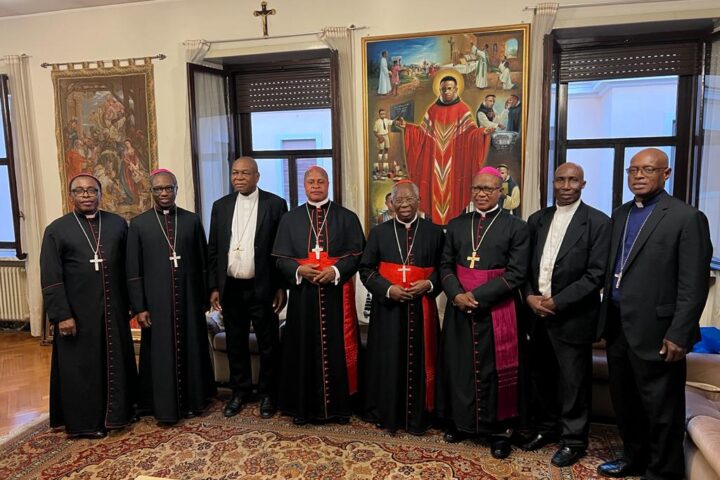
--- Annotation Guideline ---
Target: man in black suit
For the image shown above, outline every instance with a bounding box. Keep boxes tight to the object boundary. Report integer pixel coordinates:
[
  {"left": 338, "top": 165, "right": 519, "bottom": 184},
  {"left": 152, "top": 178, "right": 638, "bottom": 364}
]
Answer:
[
  {"left": 597, "top": 148, "right": 712, "bottom": 480},
  {"left": 208, "top": 156, "right": 288, "bottom": 418},
  {"left": 522, "top": 162, "right": 610, "bottom": 467}
]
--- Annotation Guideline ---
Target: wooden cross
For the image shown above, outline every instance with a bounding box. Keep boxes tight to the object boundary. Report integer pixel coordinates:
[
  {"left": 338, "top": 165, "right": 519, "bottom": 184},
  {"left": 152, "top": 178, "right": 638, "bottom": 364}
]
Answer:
[
  {"left": 89, "top": 253, "right": 104, "bottom": 271},
  {"left": 253, "top": 1, "right": 276, "bottom": 38},
  {"left": 169, "top": 252, "right": 182, "bottom": 268},
  {"left": 311, "top": 243, "right": 324, "bottom": 260},
  {"left": 466, "top": 250, "right": 480, "bottom": 269},
  {"left": 397, "top": 264, "right": 410, "bottom": 284}
]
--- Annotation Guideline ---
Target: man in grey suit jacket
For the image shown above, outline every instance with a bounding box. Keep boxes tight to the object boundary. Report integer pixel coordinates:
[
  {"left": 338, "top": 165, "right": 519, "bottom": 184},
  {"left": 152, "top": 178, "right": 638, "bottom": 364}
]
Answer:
[
  {"left": 208, "top": 157, "right": 288, "bottom": 419},
  {"left": 597, "top": 148, "right": 712, "bottom": 480},
  {"left": 522, "top": 163, "right": 611, "bottom": 467}
]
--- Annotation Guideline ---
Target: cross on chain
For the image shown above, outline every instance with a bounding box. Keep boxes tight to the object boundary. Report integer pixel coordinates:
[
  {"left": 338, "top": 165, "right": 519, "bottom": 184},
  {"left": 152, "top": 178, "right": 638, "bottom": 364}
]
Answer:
[
  {"left": 614, "top": 272, "right": 622, "bottom": 289},
  {"left": 169, "top": 252, "right": 182, "bottom": 268},
  {"left": 397, "top": 264, "right": 410, "bottom": 284},
  {"left": 253, "top": 1, "right": 276, "bottom": 37},
  {"left": 467, "top": 251, "right": 480, "bottom": 269},
  {"left": 89, "top": 253, "right": 104, "bottom": 271}
]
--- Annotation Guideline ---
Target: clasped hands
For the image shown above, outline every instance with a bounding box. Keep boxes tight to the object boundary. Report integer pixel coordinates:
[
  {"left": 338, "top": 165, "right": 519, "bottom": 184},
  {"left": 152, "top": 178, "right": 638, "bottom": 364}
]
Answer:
[
  {"left": 388, "top": 280, "right": 431, "bottom": 302},
  {"left": 453, "top": 291, "right": 478, "bottom": 313},
  {"left": 298, "top": 263, "right": 337, "bottom": 285},
  {"left": 526, "top": 295, "right": 556, "bottom": 318}
]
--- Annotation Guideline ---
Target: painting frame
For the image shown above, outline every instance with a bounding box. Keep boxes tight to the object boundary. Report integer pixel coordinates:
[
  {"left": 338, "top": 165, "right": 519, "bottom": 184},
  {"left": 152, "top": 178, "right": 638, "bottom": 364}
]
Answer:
[
  {"left": 362, "top": 24, "right": 530, "bottom": 227},
  {"left": 52, "top": 60, "right": 159, "bottom": 222}
]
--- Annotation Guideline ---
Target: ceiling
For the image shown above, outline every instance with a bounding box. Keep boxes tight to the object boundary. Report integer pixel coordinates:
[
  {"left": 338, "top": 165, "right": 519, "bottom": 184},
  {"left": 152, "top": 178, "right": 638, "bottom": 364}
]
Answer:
[{"left": 0, "top": 0, "right": 153, "bottom": 18}]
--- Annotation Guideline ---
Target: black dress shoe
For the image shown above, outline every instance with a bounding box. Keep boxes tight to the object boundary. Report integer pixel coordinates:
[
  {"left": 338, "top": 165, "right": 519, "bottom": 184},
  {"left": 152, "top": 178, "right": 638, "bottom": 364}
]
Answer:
[
  {"left": 223, "top": 394, "right": 245, "bottom": 417},
  {"left": 551, "top": 446, "right": 586, "bottom": 467},
  {"left": 70, "top": 429, "right": 107, "bottom": 439},
  {"left": 597, "top": 459, "right": 645, "bottom": 478},
  {"left": 259, "top": 397, "right": 276, "bottom": 419},
  {"left": 184, "top": 410, "right": 198, "bottom": 419},
  {"left": 443, "top": 429, "right": 468, "bottom": 443},
  {"left": 520, "top": 432, "right": 558, "bottom": 451},
  {"left": 490, "top": 438, "right": 512, "bottom": 459},
  {"left": 335, "top": 416, "right": 350, "bottom": 425},
  {"left": 292, "top": 416, "right": 308, "bottom": 426}
]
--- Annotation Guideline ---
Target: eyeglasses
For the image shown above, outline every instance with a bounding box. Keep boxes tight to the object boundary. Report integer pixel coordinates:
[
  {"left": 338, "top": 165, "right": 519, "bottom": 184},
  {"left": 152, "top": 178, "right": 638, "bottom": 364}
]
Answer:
[
  {"left": 70, "top": 187, "right": 99, "bottom": 197},
  {"left": 151, "top": 185, "right": 177, "bottom": 194},
  {"left": 626, "top": 166, "right": 666, "bottom": 176},
  {"left": 392, "top": 196, "right": 418, "bottom": 205},
  {"left": 471, "top": 185, "right": 501, "bottom": 195}
]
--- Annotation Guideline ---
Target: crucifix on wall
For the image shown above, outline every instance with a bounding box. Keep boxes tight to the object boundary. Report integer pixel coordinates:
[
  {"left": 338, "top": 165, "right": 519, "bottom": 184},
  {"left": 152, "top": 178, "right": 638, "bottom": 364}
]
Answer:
[{"left": 254, "top": 1, "right": 276, "bottom": 37}]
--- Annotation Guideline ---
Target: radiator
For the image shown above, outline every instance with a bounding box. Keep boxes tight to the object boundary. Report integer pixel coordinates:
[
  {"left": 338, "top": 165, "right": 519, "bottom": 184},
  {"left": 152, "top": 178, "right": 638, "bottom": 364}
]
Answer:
[{"left": 0, "top": 264, "right": 30, "bottom": 322}]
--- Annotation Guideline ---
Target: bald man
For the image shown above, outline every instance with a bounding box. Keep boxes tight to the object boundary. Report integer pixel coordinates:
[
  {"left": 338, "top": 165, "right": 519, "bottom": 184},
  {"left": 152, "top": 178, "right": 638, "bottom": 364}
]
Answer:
[
  {"left": 597, "top": 148, "right": 712, "bottom": 479},
  {"left": 522, "top": 163, "right": 610, "bottom": 467},
  {"left": 208, "top": 156, "right": 288, "bottom": 419}
]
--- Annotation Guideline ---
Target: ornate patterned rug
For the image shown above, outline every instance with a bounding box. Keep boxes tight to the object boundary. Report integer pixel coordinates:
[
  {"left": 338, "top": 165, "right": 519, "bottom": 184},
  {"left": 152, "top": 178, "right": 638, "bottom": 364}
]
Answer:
[{"left": 0, "top": 399, "right": 624, "bottom": 480}]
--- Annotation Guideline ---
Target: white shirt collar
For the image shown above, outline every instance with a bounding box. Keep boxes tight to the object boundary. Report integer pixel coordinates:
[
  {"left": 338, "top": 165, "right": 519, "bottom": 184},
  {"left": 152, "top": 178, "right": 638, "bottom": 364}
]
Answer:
[
  {"left": 555, "top": 198, "right": 581, "bottom": 214},
  {"left": 308, "top": 197, "right": 330, "bottom": 208},
  {"left": 238, "top": 188, "right": 259, "bottom": 201},
  {"left": 395, "top": 214, "right": 418, "bottom": 229},
  {"left": 477, "top": 204, "right": 499, "bottom": 218}
]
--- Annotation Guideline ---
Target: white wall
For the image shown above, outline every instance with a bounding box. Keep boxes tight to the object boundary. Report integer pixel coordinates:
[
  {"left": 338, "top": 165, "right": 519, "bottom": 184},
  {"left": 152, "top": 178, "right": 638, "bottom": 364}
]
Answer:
[{"left": 0, "top": 0, "right": 717, "bottom": 229}]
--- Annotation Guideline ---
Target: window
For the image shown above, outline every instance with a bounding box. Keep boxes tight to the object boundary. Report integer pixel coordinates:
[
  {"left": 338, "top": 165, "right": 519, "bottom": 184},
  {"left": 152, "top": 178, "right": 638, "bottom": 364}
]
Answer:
[
  {"left": 0, "top": 74, "right": 22, "bottom": 258},
  {"left": 543, "top": 22, "right": 712, "bottom": 217}
]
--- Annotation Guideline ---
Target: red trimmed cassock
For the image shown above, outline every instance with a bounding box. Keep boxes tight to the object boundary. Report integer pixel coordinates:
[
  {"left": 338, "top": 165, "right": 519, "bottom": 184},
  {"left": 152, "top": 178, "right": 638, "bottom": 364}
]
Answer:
[
  {"left": 402, "top": 98, "right": 491, "bottom": 225},
  {"left": 272, "top": 200, "right": 365, "bottom": 422},
  {"left": 360, "top": 216, "right": 444, "bottom": 434},
  {"left": 40, "top": 211, "right": 137, "bottom": 435},
  {"left": 126, "top": 206, "right": 216, "bottom": 423},
  {"left": 437, "top": 207, "right": 530, "bottom": 435}
]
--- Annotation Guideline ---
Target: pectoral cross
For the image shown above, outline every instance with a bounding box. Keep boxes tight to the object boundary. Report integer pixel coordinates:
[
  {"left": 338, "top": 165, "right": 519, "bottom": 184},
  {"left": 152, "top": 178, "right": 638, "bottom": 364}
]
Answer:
[
  {"left": 253, "top": 1, "right": 276, "bottom": 37},
  {"left": 398, "top": 264, "right": 410, "bottom": 284},
  {"left": 311, "top": 243, "right": 324, "bottom": 260},
  {"left": 169, "top": 252, "right": 182, "bottom": 268},
  {"left": 89, "top": 253, "right": 104, "bottom": 271},
  {"left": 467, "top": 250, "right": 480, "bottom": 269},
  {"left": 614, "top": 272, "right": 622, "bottom": 289}
]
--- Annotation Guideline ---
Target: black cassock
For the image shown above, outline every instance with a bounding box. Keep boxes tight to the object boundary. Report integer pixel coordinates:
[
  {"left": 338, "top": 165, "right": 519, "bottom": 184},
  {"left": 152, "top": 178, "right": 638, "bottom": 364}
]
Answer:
[
  {"left": 126, "top": 207, "right": 216, "bottom": 423},
  {"left": 272, "top": 201, "right": 365, "bottom": 421},
  {"left": 40, "top": 211, "right": 137, "bottom": 435},
  {"left": 360, "top": 217, "right": 444, "bottom": 433},
  {"left": 438, "top": 209, "right": 529, "bottom": 434}
]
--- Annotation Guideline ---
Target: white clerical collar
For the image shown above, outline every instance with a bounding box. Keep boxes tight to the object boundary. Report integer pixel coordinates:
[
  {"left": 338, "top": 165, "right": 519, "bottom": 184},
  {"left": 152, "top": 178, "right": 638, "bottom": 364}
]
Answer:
[
  {"left": 238, "top": 188, "right": 259, "bottom": 201},
  {"left": 308, "top": 198, "right": 330, "bottom": 208},
  {"left": 477, "top": 204, "right": 499, "bottom": 218},
  {"left": 81, "top": 210, "right": 98, "bottom": 219},
  {"left": 555, "top": 198, "right": 581, "bottom": 214},
  {"left": 395, "top": 214, "right": 418, "bottom": 229},
  {"left": 155, "top": 205, "right": 176, "bottom": 215}
]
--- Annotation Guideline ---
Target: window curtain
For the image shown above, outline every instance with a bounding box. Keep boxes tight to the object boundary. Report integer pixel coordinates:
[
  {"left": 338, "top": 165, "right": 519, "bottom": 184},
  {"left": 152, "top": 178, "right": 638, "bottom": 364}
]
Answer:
[
  {"left": 524, "top": 3, "right": 558, "bottom": 218},
  {"left": 3, "top": 55, "right": 44, "bottom": 336},
  {"left": 319, "top": 27, "right": 359, "bottom": 214}
]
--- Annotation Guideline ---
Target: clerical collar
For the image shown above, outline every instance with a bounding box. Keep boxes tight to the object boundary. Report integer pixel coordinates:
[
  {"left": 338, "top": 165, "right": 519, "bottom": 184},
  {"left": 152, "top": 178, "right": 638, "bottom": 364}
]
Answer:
[
  {"left": 437, "top": 96, "right": 461, "bottom": 106},
  {"left": 154, "top": 205, "right": 176, "bottom": 215},
  {"left": 556, "top": 198, "right": 581, "bottom": 213},
  {"left": 395, "top": 214, "right": 418, "bottom": 229},
  {"left": 308, "top": 198, "right": 330, "bottom": 209},
  {"left": 477, "top": 204, "right": 500, "bottom": 218},
  {"left": 75, "top": 209, "right": 99, "bottom": 220},
  {"left": 634, "top": 190, "right": 664, "bottom": 209},
  {"left": 238, "top": 188, "right": 259, "bottom": 201}
]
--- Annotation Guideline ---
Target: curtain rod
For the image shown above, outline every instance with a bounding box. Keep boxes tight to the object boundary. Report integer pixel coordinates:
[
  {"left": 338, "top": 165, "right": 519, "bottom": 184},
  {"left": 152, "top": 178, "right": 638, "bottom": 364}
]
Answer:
[
  {"left": 524, "top": 0, "right": 683, "bottom": 12},
  {"left": 201, "top": 25, "right": 368, "bottom": 45},
  {"left": 0, "top": 53, "right": 30, "bottom": 62},
  {"left": 41, "top": 53, "right": 166, "bottom": 69}
]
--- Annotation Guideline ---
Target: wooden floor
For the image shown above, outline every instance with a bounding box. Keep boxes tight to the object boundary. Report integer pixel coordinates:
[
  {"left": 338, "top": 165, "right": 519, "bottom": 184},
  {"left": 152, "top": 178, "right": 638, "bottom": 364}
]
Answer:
[{"left": 0, "top": 332, "right": 51, "bottom": 436}]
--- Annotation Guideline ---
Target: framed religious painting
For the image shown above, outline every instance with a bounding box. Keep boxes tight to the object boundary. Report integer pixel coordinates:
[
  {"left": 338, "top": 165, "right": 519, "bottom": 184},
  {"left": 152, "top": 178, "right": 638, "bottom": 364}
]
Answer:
[
  {"left": 51, "top": 59, "right": 159, "bottom": 222},
  {"left": 362, "top": 25, "right": 529, "bottom": 227}
]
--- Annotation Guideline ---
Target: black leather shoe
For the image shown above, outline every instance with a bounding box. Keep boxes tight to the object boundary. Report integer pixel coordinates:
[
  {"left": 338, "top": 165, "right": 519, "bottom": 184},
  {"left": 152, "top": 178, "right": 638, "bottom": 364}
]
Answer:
[
  {"left": 184, "top": 410, "right": 198, "bottom": 419},
  {"left": 70, "top": 429, "right": 106, "bottom": 439},
  {"left": 551, "top": 446, "right": 586, "bottom": 467},
  {"left": 521, "top": 432, "right": 558, "bottom": 451},
  {"left": 292, "top": 416, "right": 308, "bottom": 426},
  {"left": 597, "top": 459, "right": 645, "bottom": 478},
  {"left": 490, "top": 438, "right": 512, "bottom": 459},
  {"left": 335, "top": 416, "right": 350, "bottom": 425},
  {"left": 223, "top": 394, "right": 245, "bottom": 417},
  {"left": 259, "top": 397, "right": 276, "bottom": 419},
  {"left": 443, "top": 429, "right": 468, "bottom": 443}
]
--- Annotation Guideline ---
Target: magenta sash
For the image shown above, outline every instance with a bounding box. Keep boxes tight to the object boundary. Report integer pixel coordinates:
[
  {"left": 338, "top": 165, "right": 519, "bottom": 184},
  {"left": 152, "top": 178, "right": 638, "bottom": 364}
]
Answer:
[{"left": 456, "top": 265, "right": 519, "bottom": 421}]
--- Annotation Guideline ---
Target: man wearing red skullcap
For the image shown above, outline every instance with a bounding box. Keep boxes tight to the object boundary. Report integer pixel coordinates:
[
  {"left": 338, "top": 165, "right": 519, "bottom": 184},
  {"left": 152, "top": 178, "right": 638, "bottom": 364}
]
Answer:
[
  {"left": 40, "top": 173, "right": 138, "bottom": 439},
  {"left": 126, "top": 169, "right": 216, "bottom": 425},
  {"left": 437, "top": 166, "right": 530, "bottom": 459}
]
